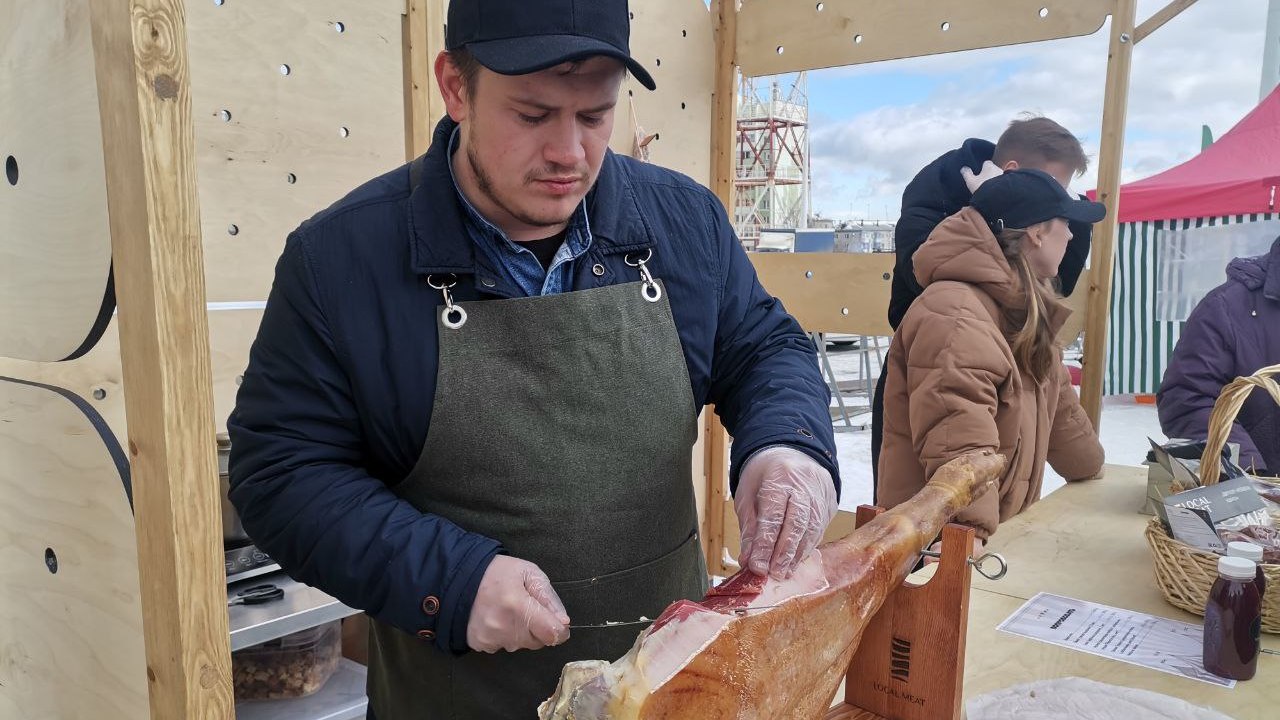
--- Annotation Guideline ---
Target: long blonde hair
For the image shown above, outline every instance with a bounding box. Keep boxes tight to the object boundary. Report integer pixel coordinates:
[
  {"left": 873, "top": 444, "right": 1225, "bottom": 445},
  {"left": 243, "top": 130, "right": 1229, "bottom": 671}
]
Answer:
[{"left": 995, "top": 226, "right": 1061, "bottom": 383}]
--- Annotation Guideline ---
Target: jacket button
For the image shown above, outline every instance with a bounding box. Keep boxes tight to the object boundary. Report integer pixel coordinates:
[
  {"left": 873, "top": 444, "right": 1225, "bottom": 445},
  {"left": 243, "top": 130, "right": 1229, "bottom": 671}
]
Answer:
[
  {"left": 417, "top": 629, "right": 435, "bottom": 641},
  {"left": 422, "top": 595, "right": 440, "bottom": 615},
  {"left": 592, "top": 263, "right": 606, "bottom": 277}
]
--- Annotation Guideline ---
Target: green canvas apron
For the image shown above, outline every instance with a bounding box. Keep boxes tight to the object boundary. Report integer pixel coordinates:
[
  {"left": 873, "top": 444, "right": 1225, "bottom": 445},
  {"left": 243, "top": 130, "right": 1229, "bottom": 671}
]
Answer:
[{"left": 367, "top": 254, "right": 708, "bottom": 719}]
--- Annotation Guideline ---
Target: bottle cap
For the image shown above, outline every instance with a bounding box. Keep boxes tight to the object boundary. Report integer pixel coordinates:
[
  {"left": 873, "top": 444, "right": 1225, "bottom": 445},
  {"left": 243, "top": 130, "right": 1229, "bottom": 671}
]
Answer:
[
  {"left": 1218, "top": 555, "right": 1258, "bottom": 581},
  {"left": 1227, "top": 541, "right": 1265, "bottom": 563}
]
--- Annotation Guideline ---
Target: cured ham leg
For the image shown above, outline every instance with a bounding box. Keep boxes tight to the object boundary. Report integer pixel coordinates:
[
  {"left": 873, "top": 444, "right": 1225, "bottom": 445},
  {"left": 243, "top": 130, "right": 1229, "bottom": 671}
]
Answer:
[{"left": 539, "top": 451, "right": 1005, "bottom": 720}]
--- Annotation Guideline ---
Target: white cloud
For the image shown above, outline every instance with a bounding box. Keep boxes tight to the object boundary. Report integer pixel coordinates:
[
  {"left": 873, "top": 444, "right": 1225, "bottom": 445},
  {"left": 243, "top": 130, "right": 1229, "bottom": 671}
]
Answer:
[{"left": 806, "top": 0, "right": 1271, "bottom": 222}]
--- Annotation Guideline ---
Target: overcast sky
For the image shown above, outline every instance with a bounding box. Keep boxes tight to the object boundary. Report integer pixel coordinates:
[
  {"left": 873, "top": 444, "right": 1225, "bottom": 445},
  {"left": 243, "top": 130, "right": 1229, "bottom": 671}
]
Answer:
[{"left": 803, "top": 1, "right": 1273, "bottom": 223}]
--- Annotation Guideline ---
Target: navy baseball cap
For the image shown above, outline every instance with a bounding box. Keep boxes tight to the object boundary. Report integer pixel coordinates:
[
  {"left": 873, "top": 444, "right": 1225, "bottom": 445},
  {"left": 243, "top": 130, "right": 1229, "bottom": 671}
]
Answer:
[
  {"left": 971, "top": 169, "right": 1106, "bottom": 232},
  {"left": 446, "top": 0, "right": 656, "bottom": 91}
]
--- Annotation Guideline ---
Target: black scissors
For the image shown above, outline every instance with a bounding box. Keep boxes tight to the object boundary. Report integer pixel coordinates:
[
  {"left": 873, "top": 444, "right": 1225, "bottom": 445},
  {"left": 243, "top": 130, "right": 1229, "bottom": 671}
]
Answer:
[{"left": 227, "top": 583, "right": 285, "bottom": 606}]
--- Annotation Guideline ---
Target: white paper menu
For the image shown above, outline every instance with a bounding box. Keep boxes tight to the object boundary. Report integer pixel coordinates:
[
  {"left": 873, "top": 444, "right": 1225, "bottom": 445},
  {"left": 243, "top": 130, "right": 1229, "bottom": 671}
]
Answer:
[{"left": 997, "top": 592, "right": 1235, "bottom": 688}]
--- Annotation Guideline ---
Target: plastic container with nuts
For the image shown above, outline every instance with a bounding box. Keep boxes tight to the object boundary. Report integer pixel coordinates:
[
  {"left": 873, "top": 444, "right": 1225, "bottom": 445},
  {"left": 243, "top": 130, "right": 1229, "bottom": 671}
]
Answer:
[{"left": 232, "top": 620, "right": 342, "bottom": 701}]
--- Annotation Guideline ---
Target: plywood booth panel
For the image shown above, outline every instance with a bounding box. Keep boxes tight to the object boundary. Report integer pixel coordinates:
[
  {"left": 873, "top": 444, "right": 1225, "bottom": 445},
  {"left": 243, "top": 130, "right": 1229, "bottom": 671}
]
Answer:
[
  {"left": 0, "top": 0, "right": 114, "bottom": 363},
  {"left": 0, "top": 378, "right": 147, "bottom": 719},
  {"left": 0, "top": 308, "right": 262, "bottom": 444},
  {"left": 737, "top": 0, "right": 1112, "bottom": 77},
  {"left": 611, "top": 0, "right": 716, "bottom": 187},
  {"left": 187, "top": 0, "right": 410, "bottom": 303},
  {"left": 751, "top": 252, "right": 896, "bottom": 337},
  {"left": 1057, "top": 281, "right": 1088, "bottom": 347}
]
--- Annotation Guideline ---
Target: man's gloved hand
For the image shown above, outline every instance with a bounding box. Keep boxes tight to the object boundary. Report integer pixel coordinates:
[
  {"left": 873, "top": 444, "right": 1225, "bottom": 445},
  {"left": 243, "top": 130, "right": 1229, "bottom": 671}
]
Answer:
[
  {"left": 466, "top": 555, "right": 570, "bottom": 653},
  {"left": 734, "top": 446, "right": 838, "bottom": 579},
  {"left": 961, "top": 160, "right": 1003, "bottom": 194}
]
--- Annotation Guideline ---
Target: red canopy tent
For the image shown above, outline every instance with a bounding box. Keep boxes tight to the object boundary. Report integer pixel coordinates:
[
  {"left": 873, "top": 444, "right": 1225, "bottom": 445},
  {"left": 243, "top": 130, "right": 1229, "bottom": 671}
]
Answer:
[
  {"left": 1092, "top": 85, "right": 1280, "bottom": 223},
  {"left": 1092, "top": 87, "right": 1280, "bottom": 396}
]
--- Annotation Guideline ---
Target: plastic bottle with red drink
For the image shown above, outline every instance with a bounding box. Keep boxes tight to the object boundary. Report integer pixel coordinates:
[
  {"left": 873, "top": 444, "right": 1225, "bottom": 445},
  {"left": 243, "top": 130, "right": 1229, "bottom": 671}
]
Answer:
[{"left": 1203, "top": 556, "right": 1262, "bottom": 681}]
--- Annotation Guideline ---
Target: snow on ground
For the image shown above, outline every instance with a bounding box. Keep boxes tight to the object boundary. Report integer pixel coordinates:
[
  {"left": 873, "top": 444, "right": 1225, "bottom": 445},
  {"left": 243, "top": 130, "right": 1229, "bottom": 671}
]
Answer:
[{"left": 805, "top": 336, "right": 1164, "bottom": 513}]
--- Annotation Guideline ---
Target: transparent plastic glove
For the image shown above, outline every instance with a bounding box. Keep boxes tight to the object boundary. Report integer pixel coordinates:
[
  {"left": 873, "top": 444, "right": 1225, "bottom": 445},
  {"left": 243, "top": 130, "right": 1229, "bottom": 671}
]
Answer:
[
  {"left": 466, "top": 555, "right": 571, "bottom": 653},
  {"left": 734, "top": 446, "right": 838, "bottom": 579},
  {"left": 961, "top": 160, "right": 1004, "bottom": 194}
]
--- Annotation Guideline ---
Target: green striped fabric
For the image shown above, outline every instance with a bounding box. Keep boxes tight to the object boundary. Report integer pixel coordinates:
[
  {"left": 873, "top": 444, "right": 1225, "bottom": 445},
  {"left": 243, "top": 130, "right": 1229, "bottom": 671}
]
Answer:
[{"left": 1105, "top": 213, "right": 1277, "bottom": 395}]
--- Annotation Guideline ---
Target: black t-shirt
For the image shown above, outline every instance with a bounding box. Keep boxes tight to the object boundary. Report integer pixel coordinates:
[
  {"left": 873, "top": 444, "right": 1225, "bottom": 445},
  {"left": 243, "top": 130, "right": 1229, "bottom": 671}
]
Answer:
[{"left": 518, "top": 229, "right": 568, "bottom": 271}]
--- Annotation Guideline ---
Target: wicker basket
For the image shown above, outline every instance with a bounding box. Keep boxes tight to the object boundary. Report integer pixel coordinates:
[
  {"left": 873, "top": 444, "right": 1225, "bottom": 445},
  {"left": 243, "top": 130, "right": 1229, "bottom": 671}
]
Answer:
[{"left": 1144, "top": 364, "right": 1280, "bottom": 633}]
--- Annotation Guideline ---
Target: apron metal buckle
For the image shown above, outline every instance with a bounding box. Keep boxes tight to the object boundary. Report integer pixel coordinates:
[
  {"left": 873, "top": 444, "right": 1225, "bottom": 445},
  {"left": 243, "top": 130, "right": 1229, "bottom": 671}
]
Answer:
[
  {"left": 625, "top": 249, "right": 662, "bottom": 303},
  {"left": 428, "top": 274, "right": 468, "bottom": 329}
]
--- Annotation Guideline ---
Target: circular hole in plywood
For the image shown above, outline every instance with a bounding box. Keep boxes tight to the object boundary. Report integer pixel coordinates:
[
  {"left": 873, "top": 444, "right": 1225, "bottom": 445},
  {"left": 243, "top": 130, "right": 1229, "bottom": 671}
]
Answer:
[
  {"left": 1039, "top": 8, "right": 1049, "bottom": 18},
  {"left": 841, "top": 307, "right": 850, "bottom": 316},
  {"left": 5, "top": 156, "right": 17, "bottom": 186},
  {"left": 92, "top": 388, "right": 107, "bottom": 400},
  {"left": 214, "top": 0, "right": 224, "bottom": 6},
  {"left": 279, "top": 63, "right": 291, "bottom": 76},
  {"left": 286, "top": 172, "right": 297, "bottom": 184},
  {"left": 334, "top": 21, "right": 346, "bottom": 33},
  {"left": 228, "top": 224, "right": 240, "bottom": 236},
  {"left": 655, "top": 58, "right": 661, "bottom": 66},
  {"left": 45, "top": 548, "right": 58, "bottom": 574},
  {"left": 854, "top": 34, "right": 864, "bottom": 44},
  {"left": 805, "top": 271, "right": 814, "bottom": 279},
  {"left": 219, "top": 109, "right": 232, "bottom": 122},
  {"left": 339, "top": 126, "right": 350, "bottom": 138},
  {"left": 941, "top": 21, "right": 951, "bottom": 32},
  {"left": 776, "top": 46, "right": 785, "bottom": 54},
  {"left": 682, "top": 29, "right": 687, "bottom": 38},
  {"left": 816, "top": 2, "right": 825, "bottom": 10},
  {"left": 680, "top": 102, "right": 686, "bottom": 109}
]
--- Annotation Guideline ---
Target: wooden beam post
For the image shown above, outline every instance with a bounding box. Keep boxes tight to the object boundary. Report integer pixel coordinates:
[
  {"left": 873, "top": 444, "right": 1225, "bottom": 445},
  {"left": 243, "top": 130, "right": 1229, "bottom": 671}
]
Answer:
[
  {"left": 1133, "top": 0, "right": 1200, "bottom": 45},
  {"left": 404, "top": 0, "right": 446, "bottom": 160},
  {"left": 711, "top": 0, "right": 738, "bottom": 213},
  {"left": 1080, "top": 0, "right": 1139, "bottom": 428},
  {"left": 86, "top": 1, "right": 233, "bottom": 718},
  {"left": 703, "top": 0, "right": 739, "bottom": 575}
]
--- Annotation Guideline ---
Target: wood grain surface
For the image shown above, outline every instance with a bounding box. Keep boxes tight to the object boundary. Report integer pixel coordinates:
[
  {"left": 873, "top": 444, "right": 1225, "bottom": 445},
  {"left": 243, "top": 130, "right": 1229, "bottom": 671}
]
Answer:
[
  {"left": 0, "top": 378, "right": 148, "bottom": 719},
  {"left": 0, "top": 0, "right": 115, "bottom": 362},
  {"left": 87, "top": 0, "right": 234, "bottom": 715},
  {"left": 736, "top": 0, "right": 1112, "bottom": 78}
]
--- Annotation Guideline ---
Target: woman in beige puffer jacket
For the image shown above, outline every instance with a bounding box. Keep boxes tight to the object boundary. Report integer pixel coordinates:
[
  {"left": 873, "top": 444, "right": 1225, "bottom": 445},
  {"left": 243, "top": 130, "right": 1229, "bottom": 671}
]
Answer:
[{"left": 878, "top": 169, "right": 1105, "bottom": 545}]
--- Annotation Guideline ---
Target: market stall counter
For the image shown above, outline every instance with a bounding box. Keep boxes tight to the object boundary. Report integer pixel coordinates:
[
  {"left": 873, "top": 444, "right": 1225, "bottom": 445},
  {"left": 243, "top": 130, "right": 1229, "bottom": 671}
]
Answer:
[{"left": 958, "top": 464, "right": 1277, "bottom": 717}]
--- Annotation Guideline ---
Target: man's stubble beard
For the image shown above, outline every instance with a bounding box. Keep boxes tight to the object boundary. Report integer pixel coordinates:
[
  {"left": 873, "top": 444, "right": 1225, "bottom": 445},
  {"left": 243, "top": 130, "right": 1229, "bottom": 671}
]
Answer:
[{"left": 465, "top": 125, "right": 575, "bottom": 231}]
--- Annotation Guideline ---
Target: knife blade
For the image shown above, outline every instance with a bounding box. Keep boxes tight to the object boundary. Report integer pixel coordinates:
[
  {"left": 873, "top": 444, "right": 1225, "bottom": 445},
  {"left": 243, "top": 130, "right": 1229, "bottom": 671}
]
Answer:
[
  {"left": 568, "top": 617, "right": 654, "bottom": 630},
  {"left": 567, "top": 604, "right": 791, "bottom": 629}
]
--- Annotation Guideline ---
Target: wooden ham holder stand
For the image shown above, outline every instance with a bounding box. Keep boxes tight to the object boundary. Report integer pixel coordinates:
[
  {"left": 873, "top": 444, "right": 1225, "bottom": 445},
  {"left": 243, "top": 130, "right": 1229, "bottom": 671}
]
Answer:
[{"left": 825, "top": 506, "right": 974, "bottom": 720}]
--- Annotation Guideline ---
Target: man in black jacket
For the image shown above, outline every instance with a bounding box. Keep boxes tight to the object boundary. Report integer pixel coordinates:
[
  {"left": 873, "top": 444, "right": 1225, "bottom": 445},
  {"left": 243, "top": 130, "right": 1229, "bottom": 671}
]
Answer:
[{"left": 872, "top": 116, "right": 1094, "bottom": 497}]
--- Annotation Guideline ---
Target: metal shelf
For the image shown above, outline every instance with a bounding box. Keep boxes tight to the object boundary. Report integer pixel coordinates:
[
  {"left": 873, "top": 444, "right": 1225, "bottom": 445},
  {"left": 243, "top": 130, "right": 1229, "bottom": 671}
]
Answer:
[
  {"left": 228, "top": 571, "right": 361, "bottom": 651},
  {"left": 227, "top": 561, "right": 283, "bottom": 585},
  {"left": 235, "top": 658, "right": 367, "bottom": 720}
]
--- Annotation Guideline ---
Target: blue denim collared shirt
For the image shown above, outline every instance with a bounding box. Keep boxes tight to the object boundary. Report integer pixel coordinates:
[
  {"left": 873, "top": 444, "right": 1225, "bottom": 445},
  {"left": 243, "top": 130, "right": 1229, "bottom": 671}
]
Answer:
[{"left": 446, "top": 128, "right": 592, "bottom": 296}]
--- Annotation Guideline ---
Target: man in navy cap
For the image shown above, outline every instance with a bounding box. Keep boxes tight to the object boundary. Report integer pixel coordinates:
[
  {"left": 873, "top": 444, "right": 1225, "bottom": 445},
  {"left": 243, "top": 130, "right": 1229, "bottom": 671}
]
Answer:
[{"left": 228, "top": 1, "right": 840, "bottom": 716}]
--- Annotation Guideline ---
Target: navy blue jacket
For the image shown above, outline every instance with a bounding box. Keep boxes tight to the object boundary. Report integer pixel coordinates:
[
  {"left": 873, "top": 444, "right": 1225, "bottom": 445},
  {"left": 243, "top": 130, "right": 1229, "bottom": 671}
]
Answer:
[
  {"left": 888, "top": 139, "right": 1093, "bottom": 329},
  {"left": 227, "top": 117, "right": 838, "bottom": 654}
]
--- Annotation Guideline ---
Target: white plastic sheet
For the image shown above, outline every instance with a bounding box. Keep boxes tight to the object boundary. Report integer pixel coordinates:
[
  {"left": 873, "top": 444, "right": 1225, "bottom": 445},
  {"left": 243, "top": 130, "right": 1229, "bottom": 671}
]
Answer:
[{"left": 966, "top": 677, "right": 1235, "bottom": 720}]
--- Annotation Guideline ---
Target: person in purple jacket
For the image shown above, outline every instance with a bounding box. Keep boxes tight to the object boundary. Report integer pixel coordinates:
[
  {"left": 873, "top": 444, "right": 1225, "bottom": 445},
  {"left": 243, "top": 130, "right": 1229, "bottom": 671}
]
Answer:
[{"left": 1157, "top": 236, "right": 1280, "bottom": 475}]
